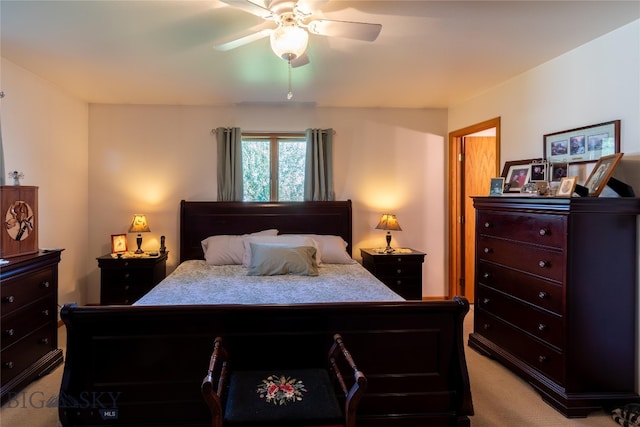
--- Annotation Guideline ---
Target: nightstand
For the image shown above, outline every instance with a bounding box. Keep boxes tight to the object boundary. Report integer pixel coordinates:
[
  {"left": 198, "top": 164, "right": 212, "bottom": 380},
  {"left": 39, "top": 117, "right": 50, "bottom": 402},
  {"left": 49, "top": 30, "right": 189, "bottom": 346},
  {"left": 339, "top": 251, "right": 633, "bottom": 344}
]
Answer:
[
  {"left": 97, "top": 252, "right": 168, "bottom": 305},
  {"left": 360, "top": 248, "right": 426, "bottom": 300}
]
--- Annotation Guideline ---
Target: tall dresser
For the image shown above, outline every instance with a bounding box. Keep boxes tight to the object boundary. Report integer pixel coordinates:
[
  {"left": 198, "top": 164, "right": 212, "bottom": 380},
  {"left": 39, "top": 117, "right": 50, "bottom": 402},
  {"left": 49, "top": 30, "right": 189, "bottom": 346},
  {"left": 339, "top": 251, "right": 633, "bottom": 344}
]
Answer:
[
  {"left": 1, "top": 250, "right": 64, "bottom": 402},
  {"left": 468, "top": 196, "right": 640, "bottom": 417}
]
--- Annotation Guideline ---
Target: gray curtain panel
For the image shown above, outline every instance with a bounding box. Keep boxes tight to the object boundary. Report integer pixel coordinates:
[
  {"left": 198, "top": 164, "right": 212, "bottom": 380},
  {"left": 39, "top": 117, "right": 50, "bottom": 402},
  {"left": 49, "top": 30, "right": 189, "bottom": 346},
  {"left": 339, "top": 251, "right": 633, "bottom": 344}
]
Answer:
[
  {"left": 216, "top": 127, "right": 243, "bottom": 201},
  {"left": 304, "top": 128, "right": 334, "bottom": 201}
]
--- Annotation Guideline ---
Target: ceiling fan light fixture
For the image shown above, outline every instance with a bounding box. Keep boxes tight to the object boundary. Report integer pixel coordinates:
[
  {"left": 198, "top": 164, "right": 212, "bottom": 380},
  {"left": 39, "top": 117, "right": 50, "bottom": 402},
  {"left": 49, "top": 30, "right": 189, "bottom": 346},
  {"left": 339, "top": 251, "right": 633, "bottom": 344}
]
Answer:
[{"left": 270, "top": 21, "right": 309, "bottom": 60}]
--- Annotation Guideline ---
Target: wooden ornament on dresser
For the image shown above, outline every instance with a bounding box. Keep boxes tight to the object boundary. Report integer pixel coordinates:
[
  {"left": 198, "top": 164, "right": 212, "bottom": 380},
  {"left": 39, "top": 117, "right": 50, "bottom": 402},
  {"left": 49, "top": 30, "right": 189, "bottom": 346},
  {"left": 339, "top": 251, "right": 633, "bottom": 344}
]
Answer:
[{"left": 1, "top": 186, "right": 38, "bottom": 258}]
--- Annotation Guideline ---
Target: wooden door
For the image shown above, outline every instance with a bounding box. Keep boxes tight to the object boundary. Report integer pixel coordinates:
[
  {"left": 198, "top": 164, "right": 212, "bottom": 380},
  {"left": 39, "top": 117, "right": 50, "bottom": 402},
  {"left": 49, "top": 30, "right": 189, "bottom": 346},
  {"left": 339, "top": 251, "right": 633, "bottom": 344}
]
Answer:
[
  {"left": 448, "top": 118, "right": 500, "bottom": 303},
  {"left": 462, "top": 137, "right": 497, "bottom": 303}
]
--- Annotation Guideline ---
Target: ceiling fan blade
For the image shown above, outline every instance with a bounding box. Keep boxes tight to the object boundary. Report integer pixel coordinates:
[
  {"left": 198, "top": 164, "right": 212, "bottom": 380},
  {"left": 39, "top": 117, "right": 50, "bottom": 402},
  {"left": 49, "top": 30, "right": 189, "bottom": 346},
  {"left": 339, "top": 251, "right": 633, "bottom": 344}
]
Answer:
[
  {"left": 307, "top": 19, "right": 382, "bottom": 42},
  {"left": 213, "top": 26, "right": 272, "bottom": 51},
  {"left": 291, "top": 52, "right": 310, "bottom": 68},
  {"left": 219, "top": 0, "right": 273, "bottom": 19}
]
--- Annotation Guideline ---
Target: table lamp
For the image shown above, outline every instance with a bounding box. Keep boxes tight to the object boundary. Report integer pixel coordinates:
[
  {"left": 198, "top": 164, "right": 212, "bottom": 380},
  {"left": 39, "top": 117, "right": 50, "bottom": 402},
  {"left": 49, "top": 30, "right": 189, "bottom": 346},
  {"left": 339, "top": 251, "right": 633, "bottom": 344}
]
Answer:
[
  {"left": 376, "top": 214, "right": 402, "bottom": 253},
  {"left": 128, "top": 214, "right": 150, "bottom": 254}
]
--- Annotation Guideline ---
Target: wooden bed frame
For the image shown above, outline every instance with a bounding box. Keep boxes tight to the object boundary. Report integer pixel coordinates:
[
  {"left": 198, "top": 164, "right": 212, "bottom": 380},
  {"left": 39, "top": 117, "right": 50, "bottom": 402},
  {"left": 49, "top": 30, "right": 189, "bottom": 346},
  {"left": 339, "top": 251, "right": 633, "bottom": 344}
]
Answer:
[{"left": 59, "top": 200, "right": 473, "bottom": 427}]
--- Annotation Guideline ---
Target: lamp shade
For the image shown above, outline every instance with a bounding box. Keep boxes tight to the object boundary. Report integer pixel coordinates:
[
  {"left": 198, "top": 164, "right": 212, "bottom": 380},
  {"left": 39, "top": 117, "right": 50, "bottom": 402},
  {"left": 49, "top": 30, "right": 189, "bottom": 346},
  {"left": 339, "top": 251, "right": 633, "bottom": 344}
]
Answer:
[
  {"left": 375, "top": 214, "right": 402, "bottom": 231},
  {"left": 128, "top": 214, "right": 150, "bottom": 233},
  {"left": 270, "top": 22, "right": 309, "bottom": 60}
]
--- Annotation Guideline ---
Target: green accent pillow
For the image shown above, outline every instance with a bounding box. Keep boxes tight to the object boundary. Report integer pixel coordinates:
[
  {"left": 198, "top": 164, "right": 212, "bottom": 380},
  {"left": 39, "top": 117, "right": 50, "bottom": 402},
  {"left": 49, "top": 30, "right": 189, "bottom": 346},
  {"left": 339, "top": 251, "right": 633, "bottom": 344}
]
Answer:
[{"left": 247, "top": 243, "right": 318, "bottom": 276}]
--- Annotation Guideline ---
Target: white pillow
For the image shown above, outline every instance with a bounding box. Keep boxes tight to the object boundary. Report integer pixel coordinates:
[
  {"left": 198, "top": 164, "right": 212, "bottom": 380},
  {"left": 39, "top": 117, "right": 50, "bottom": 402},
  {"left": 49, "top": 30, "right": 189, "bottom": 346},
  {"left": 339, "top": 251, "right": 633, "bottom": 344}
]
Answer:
[
  {"left": 201, "top": 229, "right": 278, "bottom": 265},
  {"left": 242, "top": 235, "right": 317, "bottom": 267},
  {"left": 288, "top": 234, "right": 355, "bottom": 264}
]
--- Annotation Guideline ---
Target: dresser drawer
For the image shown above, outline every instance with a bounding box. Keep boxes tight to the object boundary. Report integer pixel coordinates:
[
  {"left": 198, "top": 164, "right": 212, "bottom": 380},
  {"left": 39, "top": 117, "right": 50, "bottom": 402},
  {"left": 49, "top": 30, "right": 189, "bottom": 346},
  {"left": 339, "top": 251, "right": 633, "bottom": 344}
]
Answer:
[
  {"left": 100, "top": 285, "right": 148, "bottom": 305},
  {"left": 477, "top": 285, "right": 563, "bottom": 349},
  {"left": 377, "top": 276, "right": 422, "bottom": 300},
  {"left": 1, "top": 268, "right": 55, "bottom": 317},
  {"left": 1, "top": 325, "right": 57, "bottom": 385},
  {"left": 477, "top": 235, "right": 564, "bottom": 282},
  {"left": 477, "top": 261, "right": 563, "bottom": 314},
  {"left": 1, "top": 296, "right": 56, "bottom": 350},
  {"left": 477, "top": 211, "right": 566, "bottom": 248},
  {"left": 372, "top": 262, "right": 422, "bottom": 278},
  {"left": 475, "top": 310, "right": 564, "bottom": 384},
  {"left": 101, "top": 267, "right": 155, "bottom": 285}
]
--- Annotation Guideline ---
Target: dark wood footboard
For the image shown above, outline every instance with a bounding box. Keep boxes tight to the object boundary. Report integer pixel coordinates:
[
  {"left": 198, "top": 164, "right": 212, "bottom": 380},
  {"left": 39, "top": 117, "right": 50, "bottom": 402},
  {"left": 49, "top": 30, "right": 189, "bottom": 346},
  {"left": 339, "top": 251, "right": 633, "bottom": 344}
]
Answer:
[{"left": 59, "top": 298, "right": 473, "bottom": 427}]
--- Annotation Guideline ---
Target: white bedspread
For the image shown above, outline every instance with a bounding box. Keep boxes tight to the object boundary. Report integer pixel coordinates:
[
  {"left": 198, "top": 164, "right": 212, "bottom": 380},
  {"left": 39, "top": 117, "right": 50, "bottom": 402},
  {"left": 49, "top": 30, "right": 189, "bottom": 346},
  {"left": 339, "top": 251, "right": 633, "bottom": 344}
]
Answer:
[{"left": 134, "top": 260, "right": 404, "bottom": 305}]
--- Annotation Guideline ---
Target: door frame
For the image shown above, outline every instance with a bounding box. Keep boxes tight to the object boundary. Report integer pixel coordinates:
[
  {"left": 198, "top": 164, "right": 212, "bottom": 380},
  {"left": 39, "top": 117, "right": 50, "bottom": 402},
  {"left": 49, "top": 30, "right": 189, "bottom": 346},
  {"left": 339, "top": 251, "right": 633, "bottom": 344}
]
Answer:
[{"left": 448, "top": 117, "right": 501, "bottom": 299}]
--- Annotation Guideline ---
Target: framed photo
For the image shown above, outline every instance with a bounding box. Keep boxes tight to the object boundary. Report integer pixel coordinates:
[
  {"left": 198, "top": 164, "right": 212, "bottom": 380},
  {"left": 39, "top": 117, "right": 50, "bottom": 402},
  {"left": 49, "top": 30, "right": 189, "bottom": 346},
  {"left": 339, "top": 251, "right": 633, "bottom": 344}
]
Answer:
[
  {"left": 530, "top": 160, "right": 548, "bottom": 182},
  {"left": 489, "top": 177, "right": 505, "bottom": 196},
  {"left": 584, "top": 153, "right": 624, "bottom": 196},
  {"left": 550, "top": 162, "right": 568, "bottom": 182},
  {"left": 543, "top": 120, "right": 620, "bottom": 164},
  {"left": 111, "top": 233, "right": 128, "bottom": 253},
  {"left": 557, "top": 176, "right": 578, "bottom": 197},
  {"left": 501, "top": 158, "right": 538, "bottom": 192}
]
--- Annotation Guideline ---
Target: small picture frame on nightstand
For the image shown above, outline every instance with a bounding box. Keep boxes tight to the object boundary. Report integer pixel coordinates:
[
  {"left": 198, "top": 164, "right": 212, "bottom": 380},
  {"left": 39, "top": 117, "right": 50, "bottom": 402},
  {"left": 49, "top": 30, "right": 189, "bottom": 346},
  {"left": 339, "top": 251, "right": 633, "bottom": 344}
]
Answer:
[{"left": 111, "top": 234, "right": 128, "bottom": 254}]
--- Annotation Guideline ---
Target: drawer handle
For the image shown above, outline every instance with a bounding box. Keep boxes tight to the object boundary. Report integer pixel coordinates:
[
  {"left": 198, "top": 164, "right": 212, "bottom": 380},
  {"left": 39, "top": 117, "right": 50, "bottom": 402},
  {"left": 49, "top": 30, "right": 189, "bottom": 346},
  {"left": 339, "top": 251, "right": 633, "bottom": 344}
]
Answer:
[
  {"left": 483, "top": 247, "right": 492, "bottom": 254},
  {"left": 539, "top": 228, "right": 549, "bottom": 236},
  {"left": 124, "top": 285, "right": 130, "bottom": 291},
  {"left": 124, "top": 273, "right": 130, "bottom": 279},
  {"left": 41, "top": 281, "right": 50, "bottom": 288},
  {"left": 395, "top": 258, "right": 403, "bottom": 263},
  {"left": 538, "top": 291, "right": 549, "bottom": 299},
  {"left": 42, "top": 309, "right": 50, "bottom": 316},
  {"left": 396, "top": 269, "right": 402, "bottom": 274},
  {"left": 40, "top": 338, "right": 50, "bottom": 345},
  {"left": 5, "top": 328, "right": 15, "bottom": 337},
  {"left": 538, "top": 355, "right": 547, "bottom": 363},
  {"left": 395, "top": 280, "right": 402, "bottom": 286},
  {"left": 484, "top": 222, "right": 492, "bottom": 228},
  {"left": 124, "top": 261, "right": 129, "bottom": 267},
  {"left": 483, "top": 323, "right": 491, "bottom": 330},
  {"left": 538, "top": 260, "right": 548, "bottom": 268},
  {"left": 482, "top": 298, "right": 490, "bottom": 305},
  {"left": 538, "top": 323, "right": 548, "bottom": 332},
  {"left": 4, "top": 361, "right": 14, "bottom": 369},
  {"left": 2, "top": 296, "right": 15, "bottom": 304},
  {"left": 483, "top": 272, "right": 491, "bottom": 279}
]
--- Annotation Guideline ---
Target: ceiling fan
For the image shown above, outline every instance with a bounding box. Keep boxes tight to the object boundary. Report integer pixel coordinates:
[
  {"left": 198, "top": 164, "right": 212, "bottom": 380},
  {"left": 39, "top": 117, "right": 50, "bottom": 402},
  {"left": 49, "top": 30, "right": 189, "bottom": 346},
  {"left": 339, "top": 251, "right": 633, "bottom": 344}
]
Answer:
[{"left": 213, "top": 0, "right": 382, "bottom": 68}]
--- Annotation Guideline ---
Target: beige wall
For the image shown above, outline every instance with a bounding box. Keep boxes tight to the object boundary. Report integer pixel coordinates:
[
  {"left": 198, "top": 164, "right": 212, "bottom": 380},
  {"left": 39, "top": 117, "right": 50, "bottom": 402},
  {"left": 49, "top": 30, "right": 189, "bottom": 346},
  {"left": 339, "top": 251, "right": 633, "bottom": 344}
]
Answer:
[
  {"left": 87, "top": 105, "right": 448, "bottom": 303},
  {"left": 1, "top": 58, "right": 90, "bottom": 306}
]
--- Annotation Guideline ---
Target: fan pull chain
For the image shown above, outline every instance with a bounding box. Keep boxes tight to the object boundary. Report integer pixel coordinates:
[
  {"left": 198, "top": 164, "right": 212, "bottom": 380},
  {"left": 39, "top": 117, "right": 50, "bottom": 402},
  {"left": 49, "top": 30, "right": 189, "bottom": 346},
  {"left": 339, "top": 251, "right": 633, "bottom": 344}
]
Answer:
[{"left": 287, "top": 59, "right": 293, "bottom": 100}]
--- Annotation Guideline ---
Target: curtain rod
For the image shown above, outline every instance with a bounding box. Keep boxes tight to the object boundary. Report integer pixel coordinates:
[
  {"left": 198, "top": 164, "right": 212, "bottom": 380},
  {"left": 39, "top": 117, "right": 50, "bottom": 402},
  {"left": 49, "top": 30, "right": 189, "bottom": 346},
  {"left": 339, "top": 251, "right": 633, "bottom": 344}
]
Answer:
[{"left": 210, "top": 129, "right": 335, "bottom": 135}]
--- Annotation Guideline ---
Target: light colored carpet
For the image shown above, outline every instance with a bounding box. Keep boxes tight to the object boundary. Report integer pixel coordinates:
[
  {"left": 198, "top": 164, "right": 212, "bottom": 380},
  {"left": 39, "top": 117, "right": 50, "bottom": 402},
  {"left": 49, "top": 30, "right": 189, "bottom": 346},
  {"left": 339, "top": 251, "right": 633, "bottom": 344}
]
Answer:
[{"left": 0, "top": 305, "right": 619, "bottom": 426}]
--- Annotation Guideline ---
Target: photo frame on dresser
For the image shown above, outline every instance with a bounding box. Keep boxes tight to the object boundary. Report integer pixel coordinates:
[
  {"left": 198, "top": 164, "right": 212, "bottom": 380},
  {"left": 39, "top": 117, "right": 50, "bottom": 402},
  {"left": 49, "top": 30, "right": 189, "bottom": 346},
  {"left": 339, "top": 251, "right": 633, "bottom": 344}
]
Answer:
[
  {"left": 583, "top": 153, "right": 624, "bottom": 196},
  {"left": 111, "top": 233, "right": 128, "bottom": 253},
  {"left": 501, "top": 159, "right": 538, "bottom": 192}
]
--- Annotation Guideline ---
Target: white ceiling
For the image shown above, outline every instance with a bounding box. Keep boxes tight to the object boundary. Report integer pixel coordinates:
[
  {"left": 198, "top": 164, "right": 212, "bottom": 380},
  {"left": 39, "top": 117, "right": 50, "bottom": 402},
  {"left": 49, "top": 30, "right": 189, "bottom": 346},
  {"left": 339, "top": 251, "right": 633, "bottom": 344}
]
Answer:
[{"left": 1, "top": 1, "right": 638, "bottom": 109}]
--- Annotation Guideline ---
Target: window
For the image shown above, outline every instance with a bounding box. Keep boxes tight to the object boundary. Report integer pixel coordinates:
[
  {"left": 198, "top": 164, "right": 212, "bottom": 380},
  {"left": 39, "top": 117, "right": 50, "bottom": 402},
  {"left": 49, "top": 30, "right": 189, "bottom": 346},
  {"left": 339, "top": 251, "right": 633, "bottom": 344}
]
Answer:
[{"left": 242, "top": 133, "right": 306, "bottom": 201}]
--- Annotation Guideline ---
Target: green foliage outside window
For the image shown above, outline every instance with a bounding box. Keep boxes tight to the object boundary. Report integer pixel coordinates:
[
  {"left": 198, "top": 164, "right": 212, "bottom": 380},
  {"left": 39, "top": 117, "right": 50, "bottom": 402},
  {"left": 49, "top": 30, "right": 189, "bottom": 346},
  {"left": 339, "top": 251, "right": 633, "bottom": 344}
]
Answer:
[{"left": 242, "top": 136, "right": 306, "bottom": 201}]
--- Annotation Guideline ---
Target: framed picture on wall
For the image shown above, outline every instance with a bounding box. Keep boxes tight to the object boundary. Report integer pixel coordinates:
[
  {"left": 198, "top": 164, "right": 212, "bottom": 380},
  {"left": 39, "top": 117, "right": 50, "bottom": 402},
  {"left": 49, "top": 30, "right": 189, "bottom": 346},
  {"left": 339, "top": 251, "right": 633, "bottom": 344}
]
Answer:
[{"left": 543, "top": 120, "right": 620, "bottom": 164}]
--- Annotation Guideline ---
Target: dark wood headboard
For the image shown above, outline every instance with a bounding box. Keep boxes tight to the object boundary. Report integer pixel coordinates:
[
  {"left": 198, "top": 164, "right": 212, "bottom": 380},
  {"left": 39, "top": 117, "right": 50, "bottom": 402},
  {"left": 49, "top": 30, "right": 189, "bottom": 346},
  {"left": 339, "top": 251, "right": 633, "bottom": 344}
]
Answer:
[{"left": 179, "top": 200, "right": 353, "bottom": 263}]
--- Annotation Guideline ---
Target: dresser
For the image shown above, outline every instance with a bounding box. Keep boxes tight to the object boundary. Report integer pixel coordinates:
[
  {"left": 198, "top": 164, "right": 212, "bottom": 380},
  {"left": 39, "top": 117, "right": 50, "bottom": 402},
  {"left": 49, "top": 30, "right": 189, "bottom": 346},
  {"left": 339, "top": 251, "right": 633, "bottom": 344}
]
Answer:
[
  {"left": 1, "top": 250, "right": 64, "bottom": 403},
  {"left": 468, "top": 196, "right": 640, "bottom": 417},
  {"left": 98, "top": 252, "right": 168, "bottom": 305},
  {"left": 360, "top": 248, "right": 425, "bottom": 300}
]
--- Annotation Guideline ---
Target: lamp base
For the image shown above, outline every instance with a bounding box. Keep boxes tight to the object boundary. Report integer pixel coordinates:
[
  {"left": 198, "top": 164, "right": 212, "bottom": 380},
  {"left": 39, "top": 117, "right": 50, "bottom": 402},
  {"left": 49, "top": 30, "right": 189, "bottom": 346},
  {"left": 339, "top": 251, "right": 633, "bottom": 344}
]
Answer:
[
  {"left": 135, "top": 234, "right": 144, "bottom": 254},
  {"left": 384, "top": 232, "right": 394, "bottom": 253}
]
